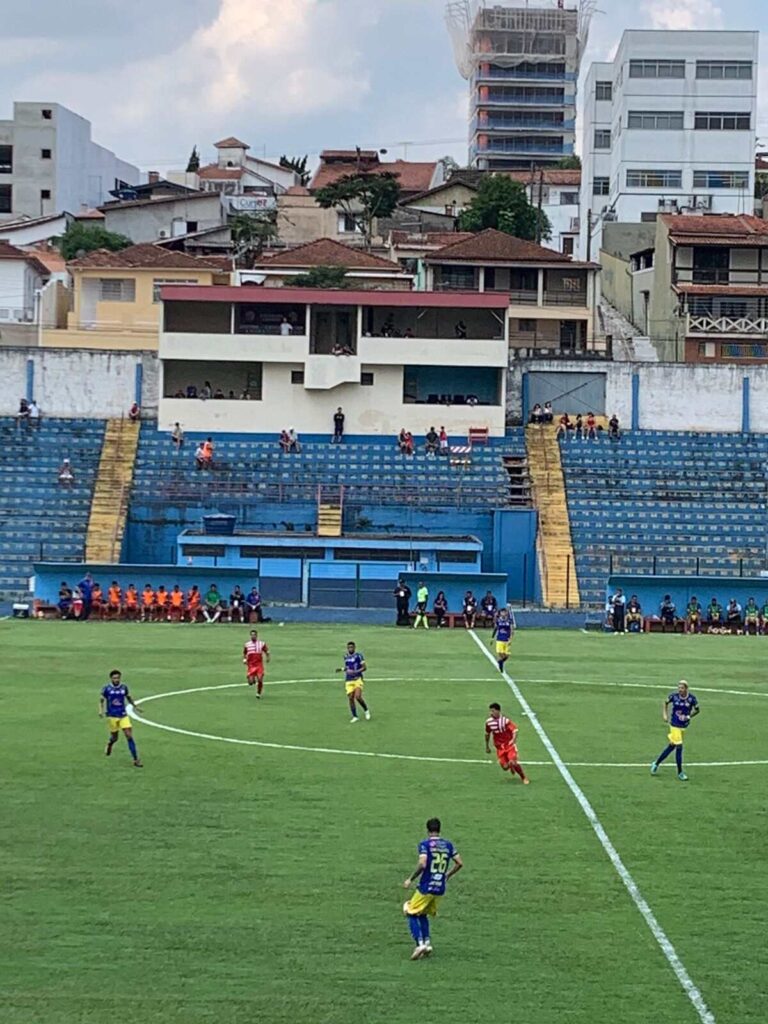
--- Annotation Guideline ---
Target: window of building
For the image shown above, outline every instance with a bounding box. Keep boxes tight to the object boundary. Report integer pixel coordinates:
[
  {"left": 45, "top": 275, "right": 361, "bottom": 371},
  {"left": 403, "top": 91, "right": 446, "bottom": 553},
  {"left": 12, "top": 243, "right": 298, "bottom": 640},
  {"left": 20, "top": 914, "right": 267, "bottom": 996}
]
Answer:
[
  {"left": 337, "top": 212, "right": 361, "bottom": 234},
  {"left": 626, "top": 169, "right": 682, "bottom": 189},
  {"left": 696, "top": 61, "right": 752, "bottom": 80},
  {"left": 40, "top": 189, "right": 51, "bottom": 200},
  {"left": 694, "top": 112, "right": 751, "bottom": 131},
  {"left": 99, "top": 278, "right": 136, "bottom": 302},
  {"left": 595, "top": 80, "right": 612, "bottom": 101},
  {"left": 627, "top": 111, "right": 684, "bottom": 130},
  {"left": 0, "top": 145, "right": 12, "bottom": 173},
  {"left": 593, "top": 177, "right": 610, "bottom": 196},
  {"left": 518, "top": 318, "right": 536, "bottom": 332},
  {"left": 186, "top": 220, "right": 198, "bottom": 233},
  {"left": 41, "top": 108, "right": 52, "bottom": 119},
  {"left": 438, "top": 265, "right": 476, "bottom": 290},
  {"left": 0, "top": 184, "right": 11, "bottom": 213},
  {"left": 360, "top": 371, "right": 375, "bottom": 386},
  {"left": 152, "top": 278, "right": 199, "bottom": 303},
  {"left": 290, "top": 370, "right": 305, "bottom": 385},
  {"left": 41, "top": 148, "right": 52, "bottom": 159},
  {"left": 180, "top": 545, "right": 226, "bottom": 558},
  {"left": 629, "top": 59, "right": 686, "bottom": 79},
  {"left": 692, "top": 170, "right": 749, "bottom": 189},
  {"left": 562, "top": 237, "right": 575, "bottom": 257},
  {"left": 559, "top": 191, "right": 579, "bottom": 205},
  {"left": 594, "top": 129, "right": 611, "bottom": 149}
]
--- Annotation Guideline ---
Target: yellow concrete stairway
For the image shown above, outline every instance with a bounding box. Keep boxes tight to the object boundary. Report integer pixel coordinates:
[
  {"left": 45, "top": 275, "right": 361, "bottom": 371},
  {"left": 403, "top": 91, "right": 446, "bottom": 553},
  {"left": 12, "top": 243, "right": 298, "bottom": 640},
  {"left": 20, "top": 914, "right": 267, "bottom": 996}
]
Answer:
[
  {"left": 85, "top": 419, "right": 140, "bottom": 563},
  {"left": 526, "top": 424, "right": 581, "bottom": 608},
  {"left": 317, "top": 485, "right": 343, "bottom": 538}
]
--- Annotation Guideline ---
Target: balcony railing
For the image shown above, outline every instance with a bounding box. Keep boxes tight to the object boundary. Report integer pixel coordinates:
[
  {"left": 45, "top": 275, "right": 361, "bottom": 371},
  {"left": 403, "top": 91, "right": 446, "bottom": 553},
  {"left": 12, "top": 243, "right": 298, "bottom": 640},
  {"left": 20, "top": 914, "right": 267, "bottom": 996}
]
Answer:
[
  {"left": 688, "top": 314, "right": 768, "bottom": 335},
  {"left": 675, "top": 269, "right": 768, "bottom": 286},
  {"left": 544, "top": 289, "right": 587, "bottom": 306},
  {"left": 476, "top": 118, "right": 575, "bottom": 132},
  {"left": 475, "top": 68, "right": 574, "bottom": 82},
  {"left": 477, "top": 94, "right": 567, "bottom": 107},
  {"left": 479, "top": 140, "right": 574, "bottom": 155}
]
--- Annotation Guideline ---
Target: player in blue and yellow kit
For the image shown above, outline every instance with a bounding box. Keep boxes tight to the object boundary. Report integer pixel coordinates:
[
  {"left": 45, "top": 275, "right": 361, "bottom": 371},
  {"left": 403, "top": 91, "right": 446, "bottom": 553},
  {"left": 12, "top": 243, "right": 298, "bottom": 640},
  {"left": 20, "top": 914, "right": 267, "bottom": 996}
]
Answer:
[
  {"left": 650, "top": 679, "right": 699, "bottom": 781},
  {"left": 335, "top": 641, "right": 371, "bottom": 723},
  {"left": 402, "top": 818, "right": 463, "bottom": 960},
  {"left": 491, "top": 608, "right": 514, "bottom": 673},
  {"left": 99, "top": 669, "right": 144, "bottom": 767}
]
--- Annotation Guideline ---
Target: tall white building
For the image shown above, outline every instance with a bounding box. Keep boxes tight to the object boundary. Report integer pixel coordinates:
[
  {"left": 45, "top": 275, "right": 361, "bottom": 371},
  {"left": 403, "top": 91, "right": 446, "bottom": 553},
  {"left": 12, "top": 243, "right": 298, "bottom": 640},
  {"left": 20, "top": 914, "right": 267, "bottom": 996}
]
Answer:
[
  {"left": 0, "top": 102, "right": 140, "bottom": 222},
  {"left": 579, "top": 30, "right": 758, "bottom": 259}
]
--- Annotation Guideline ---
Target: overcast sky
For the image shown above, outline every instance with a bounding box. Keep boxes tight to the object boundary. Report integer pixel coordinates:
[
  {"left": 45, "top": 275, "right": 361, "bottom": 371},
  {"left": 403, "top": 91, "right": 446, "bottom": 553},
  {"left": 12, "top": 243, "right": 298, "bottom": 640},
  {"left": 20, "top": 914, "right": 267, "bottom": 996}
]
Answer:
[{"left": 1, "top": 0, "right": 766, "bottom": 174}]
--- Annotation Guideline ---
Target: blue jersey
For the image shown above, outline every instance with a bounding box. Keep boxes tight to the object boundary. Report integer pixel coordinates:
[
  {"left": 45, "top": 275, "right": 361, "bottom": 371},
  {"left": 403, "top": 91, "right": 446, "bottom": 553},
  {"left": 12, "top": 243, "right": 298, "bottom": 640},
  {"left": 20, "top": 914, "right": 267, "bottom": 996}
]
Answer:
[
  {"left": 417, "top": 836, "right": 457, "bottom": 896},
  {"left": 344, "top": 652, "right": 365, "bottom": 681},
  {"left": 668, "top": 691, "right": 698, "bottom": 729},
  {"left": 495, "top": 619, "right": 512, "bottom": 642},
  {"left": 102, "top": 683, "right": 130, "bottom": 717}
]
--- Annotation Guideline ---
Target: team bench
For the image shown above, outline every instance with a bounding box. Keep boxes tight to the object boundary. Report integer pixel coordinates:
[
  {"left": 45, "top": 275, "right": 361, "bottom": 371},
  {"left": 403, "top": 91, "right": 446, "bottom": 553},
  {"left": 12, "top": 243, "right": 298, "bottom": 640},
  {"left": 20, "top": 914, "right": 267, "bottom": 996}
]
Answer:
[{"left": 408, "top": 611, "right": 459, "bottom": 629}]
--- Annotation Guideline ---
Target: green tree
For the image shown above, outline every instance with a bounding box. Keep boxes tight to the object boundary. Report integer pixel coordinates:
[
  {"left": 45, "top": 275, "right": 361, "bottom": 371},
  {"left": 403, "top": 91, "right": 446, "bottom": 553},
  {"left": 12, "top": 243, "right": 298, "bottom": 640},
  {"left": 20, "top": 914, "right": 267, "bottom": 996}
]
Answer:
[
  {"left": 58, "top": 223, "right": 133, "bottom": 261},
  {"left": 229, "top": 212, "right": 278, "bottom": 268},
  {"left": 292, "top": 266, "right": 349, "bottom": 289},
  {"left": 186, "top": 146, "right": 201, "bottom": 173},
  {"left": 314, "top": 172, "right": 401, "bottom": 249},
  {"left": 279, "top": 154, "right": 310, "bottom": 186},
  {"left": 458, "top": 175, "right": 551, "bottom": 242},
  {"left": 556, "top": 155, "right": 581, "bottom": 169}
]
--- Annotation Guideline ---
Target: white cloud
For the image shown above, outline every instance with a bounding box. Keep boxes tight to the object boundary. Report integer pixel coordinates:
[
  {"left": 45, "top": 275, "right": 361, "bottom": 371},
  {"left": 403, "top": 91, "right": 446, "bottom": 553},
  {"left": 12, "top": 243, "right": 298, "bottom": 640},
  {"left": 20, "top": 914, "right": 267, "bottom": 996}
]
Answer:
[
  {"left": 643, "top": 0, "right": 723, "bottom": 30},
  {"left": 0, "top": 38, "right": 62, "bottom": 67}
]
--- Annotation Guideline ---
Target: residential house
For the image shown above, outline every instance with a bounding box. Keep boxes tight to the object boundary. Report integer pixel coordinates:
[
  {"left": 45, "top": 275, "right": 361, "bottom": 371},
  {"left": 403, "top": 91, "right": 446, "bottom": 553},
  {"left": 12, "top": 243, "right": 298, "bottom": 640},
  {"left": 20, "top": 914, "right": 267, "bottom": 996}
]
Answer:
[
  {"left": 244, "top": 238, "right": 412, "bottom": 290},
  {"left": 0, "top": 212, "right": 71, "bottom": 247},
  {"left": 42, "top": 243, "right": 231, "bottom": 350},
  {"left": 0, "top": 241, "right": 50, "bottom": 344},
  {"left": 309, "top": 151, "right": 441, "bottom": 200},
  {"left": 99, "top": 192, "right": 225, "bottom": 245},
  {"left": 423, "top": 228, "right": 601, "bottom": 357}
]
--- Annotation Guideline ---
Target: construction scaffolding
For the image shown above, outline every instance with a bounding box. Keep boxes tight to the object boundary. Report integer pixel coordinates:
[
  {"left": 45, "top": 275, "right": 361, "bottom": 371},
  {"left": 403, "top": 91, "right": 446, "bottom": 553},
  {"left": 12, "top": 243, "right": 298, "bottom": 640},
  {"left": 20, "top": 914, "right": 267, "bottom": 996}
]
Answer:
[{"left": 446, "top": 0, "right": 595, "bottom": 76}]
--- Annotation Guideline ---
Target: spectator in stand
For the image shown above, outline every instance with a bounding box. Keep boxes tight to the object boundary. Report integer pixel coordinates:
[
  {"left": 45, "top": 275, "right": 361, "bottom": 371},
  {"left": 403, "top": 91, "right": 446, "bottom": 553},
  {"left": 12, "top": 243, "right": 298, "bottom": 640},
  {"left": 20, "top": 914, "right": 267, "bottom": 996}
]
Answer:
[
  {"left": 393, "top": 578, "right": 412, "bottom": 626},
  {"left": 726, "top": 598, "right": 743, "bottom": 634},
  {"left": 194, "top": 443, "right": 206, "bottom": 469},
  {"left": 106, "top": 581, "right": 122, "bottom": 620},
  {"left": 141, "top": 584, "right": 156, "bottom": 622},
  {"left": 213, "top": 388, "right": 225, "bottom": 400},
  {"left": 155, "top": 585, "right": 170, "bottom": 622},
  {"left": 17, "top": 397, "right": 30, "bottom": 430},
  {"left": 707, "top": 597, "right": 724, "bottom": 634},
  {"left": 91, "top": 582, "right": 104, "bottom": 619},
  {"left": 200, "top": 381, "right": 213, "bottom": 400},
  {"left": 403, "top": 431, "right": 414, "bottom": 456},
  {"left": 608, "top": 414, "right": 621, "bottom": 441},
  {"left": 585, "top": 412, "right": 598, "bottom": 441},
  {"left": 203, "top": 585, "right": 223, "bottom": 623},
  {"left": 280, "top": 316, "right": 293, "bottom": 336},
  {"left": 433, "top": 590, "right": 448, "bottom": 629},
  {"left": 438, "top": 426, "right": 448, "bottom": 456},
  {"left": 743, "top": 597, "right": 759, "bottom": 635},
  {"left": 425, "top": 427, "right": 439, "bottom": 457},
  {"left": 529, "top": 403, "right": 544, "bottom": 425},
  {"left": 169, "top": 585, "right": 185, "bottom": 622},
  {"left": 129, "top": 402, "right": 141, "bottom": 422},
  {"left": 186, "top": 585, "right": 201, "bottom": 623},
  {"left": 454, "top": 320, "right": 467, "bottom": 339},
  {"left": 186, "top": 384, "right": 198, "bottom": 398},
  {"left": 279, "top": 429, "right": 291, "bottom": 452},
  {"left": 287, "top": 428, "right": 301, "bottom": 453},
  {"left": 227, "top": 390, "right": 236, "bottom": 400},
  {"left": 397, "top": 428, "right": 409, "bottom": 454},
  {"left": 403, "top": 327, "right": 414, "bottom": 339},
  {"left": 659, "top": 594, "right": 677, "bottom": 632},
  {"left": 555, "top": 413, "right": 571, "bottom": 440},
  {"left": 609, "top": 587, "right": 626, "bottom": 633},
  {"left": 230, "top": 585, "right": 245, "bottom": 623},
  {"left": 58, "top": 458, "right": 75, "bottom": 487},
  {"left": 124, "top": 584, "right": 139, "bottom": 620},
  {"left": 462, "top": 590, "right": 478, "bottom": 629},
  {"left": 480, "top": 590, "right": 498, "bottom": 627},
  {"left": 625, "top": 595, "right": 643, "bottom": 633},
  {"left": 572, "top": 413, "right": 584, "bottom": 441},
  {"left": 246, "top": 587, "right": 263, "bottom": 623},
  {"left": 171, "top": 422, "right": 184, "bottom": 452},
  {"left": 58, "top": 582, "right": 72, "bottom": 619},
  {"left": 28, "top": 399, "right": 40, "bottom": 429},
  {"left": 332, "top": 407, "right": 345, "bottom": 444},
  {"left": 685, "top": 596, "right": 702, "bottom": 635},
  {"left": 543, "top": 401, "right": 554, "bottom": 424},
  {"left": 202, "top": 437, "right": 214, "bottom": 466}
]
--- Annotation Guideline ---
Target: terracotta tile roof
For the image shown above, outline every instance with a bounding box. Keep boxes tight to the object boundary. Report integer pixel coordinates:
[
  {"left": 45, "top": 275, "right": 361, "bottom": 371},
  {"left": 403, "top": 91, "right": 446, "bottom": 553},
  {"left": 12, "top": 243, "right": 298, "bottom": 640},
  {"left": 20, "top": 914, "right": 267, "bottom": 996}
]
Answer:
[
  {"left": 663, "top": 215, "right": 768, "bottom": 245},
  {"left": 67, "top": 243, "right": 226, "bottom": 271},
  {"left": 73, "top": 207, "right": 105, "bottom": 220},
  {"left": 214, "top": 137, "right": 250, "bottom": 149},
  {"left": 390, "top": 230, "right": 475, "bottom": 248},
  {"left": 426, "top": 228, "right": 576, "bottom": 264},
  {"left": 198, "top": 164, "right": 243, "bottom": 181},
  {"left": 309, "top": 159, "right": 437, "bottom": 194},
  {"left": 675, "top": 283, "right": 768, "bottom": 296},
  {"left": 0, "top": 240, "right": 50, "bottom": 276},
  {"left": 25, "top": 247, "right": 66, "bottom": 274},
  {"left": 259, "top": 238, "right": 402, "bottom": 271}
]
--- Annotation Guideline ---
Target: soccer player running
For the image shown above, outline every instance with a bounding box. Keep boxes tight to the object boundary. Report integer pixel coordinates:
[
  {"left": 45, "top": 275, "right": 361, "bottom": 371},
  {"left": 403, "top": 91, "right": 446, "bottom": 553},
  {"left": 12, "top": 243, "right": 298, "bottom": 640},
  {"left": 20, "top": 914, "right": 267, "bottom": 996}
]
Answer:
[
  {"left": 335, "top": 641, "right": 370, "bottom": 723},
  {"left": 99, "top": 670, "right": 143, "bottom": 767},
  {"left": 402, "top": 817, "right": 463, "bottom": 960},
  {"left": 491, "top": 608, "right": 514, "bottom": 673},
  {"left": 485, "top": 702, "right": 529, "bottom": 784},
  {"left": 650, "top": 679, "right": 700, "bottom": 782},
  {"left": 243, "top": 629, "right": 270, "bottom": 698}
]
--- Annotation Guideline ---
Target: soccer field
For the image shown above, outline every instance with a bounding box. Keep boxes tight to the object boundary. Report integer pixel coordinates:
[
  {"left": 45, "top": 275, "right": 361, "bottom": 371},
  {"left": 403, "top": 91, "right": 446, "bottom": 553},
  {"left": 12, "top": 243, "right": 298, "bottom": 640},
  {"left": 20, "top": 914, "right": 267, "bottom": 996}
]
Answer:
[{"left": 2, "top": 622, "right": 767, "bottom": 1024}]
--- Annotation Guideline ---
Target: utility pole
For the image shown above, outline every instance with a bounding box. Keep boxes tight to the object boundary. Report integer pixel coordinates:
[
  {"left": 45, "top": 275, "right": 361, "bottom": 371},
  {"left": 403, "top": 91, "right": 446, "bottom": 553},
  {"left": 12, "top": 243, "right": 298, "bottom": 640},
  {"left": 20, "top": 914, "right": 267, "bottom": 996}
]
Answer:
[
  {"left": 535, "top": 167, "right": 545, "bottom": 245},
  {"left": 586, "top": 209, "right": 593, "bottom": 262}
]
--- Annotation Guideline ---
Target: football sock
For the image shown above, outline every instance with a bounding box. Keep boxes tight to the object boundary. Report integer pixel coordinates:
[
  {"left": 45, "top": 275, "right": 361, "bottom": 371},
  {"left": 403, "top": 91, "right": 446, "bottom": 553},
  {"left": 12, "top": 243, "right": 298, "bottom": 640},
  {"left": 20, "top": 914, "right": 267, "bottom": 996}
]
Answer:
[
  {"left": 407, "top": 915, "right": 421, "bottom": 944},
  {"left": 257, "top": 679, "right": 263, "bottom": 695},
  {"left": 348, "top": 699, "right": 357, "bottom": 718},
  {"left": 655, "top": 743, "right": 675, "bottom": 765},
  {"left": 418, "top": 916, "right": 430, "bottom": 943},
  {"left": 512, "top": 763, "right": 527, "bottom": 780},
  {"left": 106, "top": 737, "right": 116, "bottom": 752},
  {"left": 127, "top": 737, "right": 138, "bottom": 760},
  {"left": 357, "top": 697, "right": 369, "bottom": 712},
  {"left": 675, "top": 746, "right": 683, "bottom": 773},
  {"left": 498, "top": 659, "right": 504, "bottom": 672}
]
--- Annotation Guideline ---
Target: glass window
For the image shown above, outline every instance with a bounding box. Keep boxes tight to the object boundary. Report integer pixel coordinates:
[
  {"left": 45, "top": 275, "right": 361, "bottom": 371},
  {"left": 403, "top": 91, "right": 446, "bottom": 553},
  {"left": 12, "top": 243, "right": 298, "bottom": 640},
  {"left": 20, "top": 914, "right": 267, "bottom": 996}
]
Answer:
[
  {"left": 694, "top": 112, "right": 751, "bottom": 130},
  {"left": 559, "top": 191, "right": 579, "bottom": 205},
  {"left": 99, "top": 278, "right": 136, "bottom": 302},
  {"left": 593, "top": 177, "right": 610, "bottom": 196},
  {"left": 360, "top": 372, "right": 375, "bottom": 386},
  {"left": 594, "top": 129, "right": 611, "bottom": 149},
  {"left": 696, "top": 61, "right": 752, "bottom": 80},
  {"left": 41, "top": 148, "right": 52, "bottom": 159},
  {"left": 629, "top": 59, "right": 686, "bottom": 79},
  {"left": 692, "top": 170, "right": 750, "bottom": 189},
  {"left": 0, "top": 183, "right": 10, "bottom": 213},
  {"left": 626, "top": 169, "right": 682, "bottom": 189},
  {"left": 627, "top": 111, "right": 684, "bottom": 130},
  {"left": 290, "top": 370, "right": 304, "bottom": 385},
  {"left": 595, "top": 81, "right": 612, "bottom": 101},
  {"left": 0, "top": 145, "right": 11, "bottom": 173}
]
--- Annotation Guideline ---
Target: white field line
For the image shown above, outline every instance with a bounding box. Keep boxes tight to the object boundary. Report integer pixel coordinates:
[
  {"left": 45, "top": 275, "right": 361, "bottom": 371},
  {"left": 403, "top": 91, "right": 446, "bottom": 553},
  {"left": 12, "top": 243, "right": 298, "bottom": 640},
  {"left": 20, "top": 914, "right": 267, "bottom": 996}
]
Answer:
[{"left": 469, "top": 630, "right": 716, "bottom": 1024}]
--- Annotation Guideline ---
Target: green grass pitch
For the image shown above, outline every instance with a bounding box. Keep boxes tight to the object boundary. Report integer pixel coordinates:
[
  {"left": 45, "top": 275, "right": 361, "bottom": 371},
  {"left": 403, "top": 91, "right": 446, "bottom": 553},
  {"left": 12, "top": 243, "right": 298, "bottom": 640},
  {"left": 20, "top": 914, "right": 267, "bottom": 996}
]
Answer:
[{"left": 2, "top": 621, "right": 767, "bottom": 1024}]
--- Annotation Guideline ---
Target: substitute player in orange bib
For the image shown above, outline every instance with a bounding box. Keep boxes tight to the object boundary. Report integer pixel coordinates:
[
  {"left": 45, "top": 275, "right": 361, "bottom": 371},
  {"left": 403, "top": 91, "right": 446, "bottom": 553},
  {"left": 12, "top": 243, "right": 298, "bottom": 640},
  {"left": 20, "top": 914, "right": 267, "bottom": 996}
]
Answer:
[
  {"left": 485, "top": 702, "right": 529, "bottom": 784},
  {"left": 243, "top": 629, "right": 270, "bottom": 698}
]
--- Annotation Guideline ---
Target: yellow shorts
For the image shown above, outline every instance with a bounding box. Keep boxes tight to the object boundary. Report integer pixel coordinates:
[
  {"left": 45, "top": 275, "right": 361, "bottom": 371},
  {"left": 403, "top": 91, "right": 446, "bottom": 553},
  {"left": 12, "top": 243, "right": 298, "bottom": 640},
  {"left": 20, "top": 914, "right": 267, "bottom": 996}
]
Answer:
[
  {"left": 107, "top": 715, "right": 132, "bottom": 733},
  {"left": 345, "top": 680, "right": 363, "bottom": 696},
  {"left": 668, "top": 727, "right": 685, "bottom": 746},
  {"left": 495, "top": 641, "right": 510, "bottom": 657},
  {"left": 403, "top": 891, "right": 441, "bottom": 917}
]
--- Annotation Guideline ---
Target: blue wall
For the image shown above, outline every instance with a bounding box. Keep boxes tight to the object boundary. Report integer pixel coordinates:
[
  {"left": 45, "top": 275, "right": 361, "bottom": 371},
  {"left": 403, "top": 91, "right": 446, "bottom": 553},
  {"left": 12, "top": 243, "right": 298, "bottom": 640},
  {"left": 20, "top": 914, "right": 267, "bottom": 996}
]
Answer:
[{"left": 606, "top": 573, "right": 768, "bottom": 613}]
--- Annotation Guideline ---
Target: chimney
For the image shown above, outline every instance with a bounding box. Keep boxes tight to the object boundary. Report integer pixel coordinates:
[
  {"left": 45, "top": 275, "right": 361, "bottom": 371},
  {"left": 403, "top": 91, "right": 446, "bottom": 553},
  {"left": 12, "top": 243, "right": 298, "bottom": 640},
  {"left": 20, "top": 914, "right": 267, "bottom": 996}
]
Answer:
[{"left": 148, "top": 171, "right": 160, "bottom": 184}]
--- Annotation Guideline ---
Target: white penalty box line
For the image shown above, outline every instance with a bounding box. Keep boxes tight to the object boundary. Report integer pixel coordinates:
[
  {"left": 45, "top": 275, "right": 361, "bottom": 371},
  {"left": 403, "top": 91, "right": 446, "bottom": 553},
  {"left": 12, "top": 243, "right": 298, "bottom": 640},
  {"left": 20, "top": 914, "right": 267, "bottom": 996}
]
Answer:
[{"left": 469, "top": 631, "right": 716, "bottom": 1024}]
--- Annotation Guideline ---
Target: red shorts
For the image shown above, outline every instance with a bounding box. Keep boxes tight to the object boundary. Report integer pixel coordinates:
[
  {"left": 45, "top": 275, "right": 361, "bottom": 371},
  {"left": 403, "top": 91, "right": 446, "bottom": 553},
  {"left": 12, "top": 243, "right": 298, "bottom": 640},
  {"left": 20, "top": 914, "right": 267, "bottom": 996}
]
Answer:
[
  {"left": 246, "top": 660, "right": 264, "bottom": 681},
  {"left": 496, "top": 743, "right": 518, "bottom": 768}
]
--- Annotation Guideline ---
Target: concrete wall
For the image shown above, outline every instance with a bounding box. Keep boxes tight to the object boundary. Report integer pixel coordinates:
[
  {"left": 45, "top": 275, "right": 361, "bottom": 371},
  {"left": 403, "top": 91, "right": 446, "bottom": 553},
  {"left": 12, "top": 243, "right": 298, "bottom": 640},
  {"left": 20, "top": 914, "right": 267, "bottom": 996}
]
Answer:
[{"left": 102, "top": 194, "right": 224, "bottom": 244}]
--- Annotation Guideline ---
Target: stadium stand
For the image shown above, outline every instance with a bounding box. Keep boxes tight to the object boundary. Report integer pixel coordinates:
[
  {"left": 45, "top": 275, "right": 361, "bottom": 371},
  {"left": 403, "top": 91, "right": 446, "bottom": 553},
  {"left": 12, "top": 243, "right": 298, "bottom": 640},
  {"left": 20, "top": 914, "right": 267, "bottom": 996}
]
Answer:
[
  {"left": 561, "top": 431, "right": 768, "bottom": 606},
  {"left": 0, "top": 418, "right": 104, "bottom": 600}
]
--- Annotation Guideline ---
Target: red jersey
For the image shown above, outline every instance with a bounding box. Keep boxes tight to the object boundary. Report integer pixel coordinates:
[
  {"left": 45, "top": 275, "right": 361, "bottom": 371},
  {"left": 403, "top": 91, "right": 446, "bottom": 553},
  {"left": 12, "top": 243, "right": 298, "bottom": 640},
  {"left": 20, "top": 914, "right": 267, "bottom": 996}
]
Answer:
[
  {"left": 244, "top": 639, "right": 269, "bottom": 663},
  {"left": 485, "top": 715, "right": 517, "bottom": 750}
]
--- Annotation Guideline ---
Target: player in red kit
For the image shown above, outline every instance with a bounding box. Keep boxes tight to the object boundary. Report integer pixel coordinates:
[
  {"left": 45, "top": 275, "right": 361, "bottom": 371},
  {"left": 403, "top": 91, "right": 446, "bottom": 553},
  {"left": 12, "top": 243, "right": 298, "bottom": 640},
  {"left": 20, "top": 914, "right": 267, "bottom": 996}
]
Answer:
[
  {"left": 485, "top": 702, "right": 529, "bottom": 784},
  {"left": 243, "top": 629, "right": 270, "bottom": 698}
]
